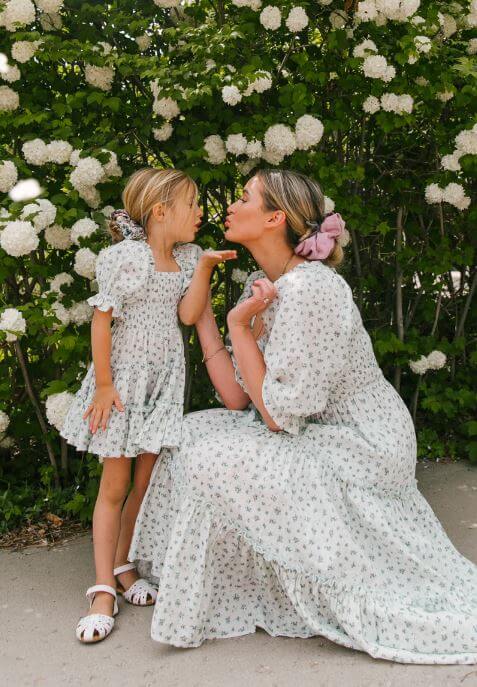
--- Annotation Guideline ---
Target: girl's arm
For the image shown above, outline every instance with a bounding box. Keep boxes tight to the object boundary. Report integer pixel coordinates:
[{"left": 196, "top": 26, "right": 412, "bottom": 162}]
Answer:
[
  {"left": 178, "top": 250, "right": 237, "bottom": 326},
  {"left": 83, "top": 309, "right": 124, "bottom": 433},
  {"left": 195, "top": 293, "right": 250, "bottom": 410}
]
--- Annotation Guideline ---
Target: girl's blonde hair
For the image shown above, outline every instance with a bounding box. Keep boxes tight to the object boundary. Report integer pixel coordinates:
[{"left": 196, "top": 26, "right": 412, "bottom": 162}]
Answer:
[
  {"left": 109, "top": 167, "right": 198, "bottom": 242},
  {"left": 256, "top": 169, "right": 344, "bottom": 268}
]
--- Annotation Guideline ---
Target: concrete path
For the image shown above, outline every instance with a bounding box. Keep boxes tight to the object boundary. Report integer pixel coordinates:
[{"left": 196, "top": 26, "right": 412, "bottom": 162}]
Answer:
[{"left": 1, "top": 461, "right": 476, "bottom": 687}]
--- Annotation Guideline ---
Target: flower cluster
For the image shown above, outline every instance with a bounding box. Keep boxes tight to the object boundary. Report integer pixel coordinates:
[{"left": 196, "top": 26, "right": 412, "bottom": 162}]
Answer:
[
  {"left": 356, "top": 0, "right": 420, "bottom": 24},
  {"left": 362, "top": 54, "right": 396, "bottom": 82},
  {"left": 45, "top": 391, "right": 75, "bottom": 431},
  {"left": 0, "top": 0, "right": 36, "bottom": 32},
  {"left": 85, "top": 64, "right": 115, "bottom": 92},
  {"left": 0, "top": 160, "right": 18, "bottom": 192},
  {"left": 409, "top": 350, "right": 447, "bottom": 375},
  {"left": 22, "top": 138, "right": 73, "bottom": 166},
  {"left": 74, "top": 247, "right": 98, "bottom": 280},
  {"left": 0, "top": 307, "right": 27, "bottom": 341},
  {"left": 425, "top": 183, "right": 470, "bottom": 211},
  {"left": 0, "top": 220, "right": 39, "bottom": 256}
]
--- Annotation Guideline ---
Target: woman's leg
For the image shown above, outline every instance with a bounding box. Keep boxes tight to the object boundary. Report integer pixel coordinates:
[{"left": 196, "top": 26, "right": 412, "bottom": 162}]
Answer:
[
  {"left": 88, "top": 456, "right": 131, "bottom": 616},
  {"left": 114, "top": 452, "right": 158, "bottom": 590}
]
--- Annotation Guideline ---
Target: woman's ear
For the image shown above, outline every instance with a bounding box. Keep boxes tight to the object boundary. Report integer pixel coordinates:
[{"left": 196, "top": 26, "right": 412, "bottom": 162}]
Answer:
[
  {"left": 151, "top": 202, "right": 165, "bottom": 222},
  {"left": 267, "top": 209, "right": 286, "bottom": 228}
]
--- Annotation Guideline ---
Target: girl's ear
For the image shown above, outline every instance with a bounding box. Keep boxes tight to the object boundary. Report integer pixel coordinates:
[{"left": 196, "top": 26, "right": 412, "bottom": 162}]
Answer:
[
  {"left": 151, "top": 202, "right": 165, "bottom": 222},
  {"left": 266, "top": 209, "right": 286, "bottom": 228}
]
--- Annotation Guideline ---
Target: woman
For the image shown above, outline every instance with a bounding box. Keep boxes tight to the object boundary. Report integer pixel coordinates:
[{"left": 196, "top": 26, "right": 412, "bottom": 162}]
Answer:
[{"left": 130, "top": 169, "right": 477, "bottom": 664}]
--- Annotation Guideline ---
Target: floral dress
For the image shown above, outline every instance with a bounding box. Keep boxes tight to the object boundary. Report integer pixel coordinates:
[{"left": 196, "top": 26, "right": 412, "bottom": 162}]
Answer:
[
  {"left": 61, "top": 239, "right": 202, "bottom": 459},
  {"left": 129, "top": 259, "right": 477, "bottom": 664}
]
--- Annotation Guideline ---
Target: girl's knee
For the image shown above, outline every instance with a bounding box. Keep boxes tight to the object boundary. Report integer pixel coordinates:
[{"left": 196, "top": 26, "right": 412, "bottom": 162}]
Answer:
[{"left": 99, "top": 472, "right": 130, "bottom": 505}]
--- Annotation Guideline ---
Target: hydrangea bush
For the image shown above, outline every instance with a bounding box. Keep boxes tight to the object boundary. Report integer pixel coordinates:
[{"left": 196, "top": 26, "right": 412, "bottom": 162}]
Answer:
[{"left": 0, "top": 0, "right": 476, "bottom": 530}]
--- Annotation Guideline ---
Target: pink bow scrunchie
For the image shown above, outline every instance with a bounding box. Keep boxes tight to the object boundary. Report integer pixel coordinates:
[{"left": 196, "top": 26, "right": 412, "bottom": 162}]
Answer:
[{"left": 294, "top": 212, "right": 346, "bottom": 261}]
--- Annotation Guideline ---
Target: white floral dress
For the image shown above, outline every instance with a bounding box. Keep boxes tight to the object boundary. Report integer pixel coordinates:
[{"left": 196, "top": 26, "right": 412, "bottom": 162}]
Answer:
[
  {"left": 61, "top": 239, "right": 202, "bottom": 459},
  {"left": 130, "top": 260, "right": 477, "bottom": 664}
]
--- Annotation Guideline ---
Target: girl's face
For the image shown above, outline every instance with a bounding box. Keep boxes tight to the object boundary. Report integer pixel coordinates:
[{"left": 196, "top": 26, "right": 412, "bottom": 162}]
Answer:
[
  {"left": 224, "top": 175, "right": 283, "bottom": 245},
  {"left": 151, "top": 184, "right": 203, "bottom": 243}
]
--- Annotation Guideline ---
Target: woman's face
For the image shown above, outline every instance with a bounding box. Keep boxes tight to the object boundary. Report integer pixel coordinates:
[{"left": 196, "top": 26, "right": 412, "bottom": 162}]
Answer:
[{"left": 225, "top": 175, "right": 277, "bottom": 244}]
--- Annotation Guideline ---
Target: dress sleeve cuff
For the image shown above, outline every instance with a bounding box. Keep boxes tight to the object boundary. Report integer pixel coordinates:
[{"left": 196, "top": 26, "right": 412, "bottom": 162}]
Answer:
[
  {"left": 87, "top": 293, "right": 122, "bottom": 318},
  {"left": 261, "top": 373, "right": 303, "bottom": 436}
]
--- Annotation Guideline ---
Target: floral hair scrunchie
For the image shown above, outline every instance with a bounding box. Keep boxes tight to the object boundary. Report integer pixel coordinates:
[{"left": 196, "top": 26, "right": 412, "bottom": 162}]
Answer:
[
  {"left": 294, "top": 212, "right": 350, "bottom": 261},
  {"left": 110, "top": 209, "right": 146, "bottom": 241}
]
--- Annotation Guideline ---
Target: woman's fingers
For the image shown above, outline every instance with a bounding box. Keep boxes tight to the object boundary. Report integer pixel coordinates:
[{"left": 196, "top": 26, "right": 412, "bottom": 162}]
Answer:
[
  {"left": 82, "top": 404, "right": 94, "bottom": 421},
  {"left": 114, "top": 395, "right": 125, "bottom": 412},
  {"left": 101, "top": 408, "right": 110, "bottom": 432}
]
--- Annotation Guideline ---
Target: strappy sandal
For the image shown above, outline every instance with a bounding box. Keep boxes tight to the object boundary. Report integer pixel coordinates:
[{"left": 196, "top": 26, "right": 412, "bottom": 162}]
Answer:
[
  {"left": 113, "top": 563, "right": 157, "bottom": 606},
  {"left": 76, "top": 584, "right": 119, "bottom": 644}
]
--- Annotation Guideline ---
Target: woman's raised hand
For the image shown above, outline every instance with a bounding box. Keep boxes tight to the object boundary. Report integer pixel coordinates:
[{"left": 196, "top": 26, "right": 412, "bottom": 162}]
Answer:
[
  {"left": 227, "top": 277, "right": 278, "bottom": 329},
  {"left": 199, "top": 249, "right": 237, "bottom": 270},
  {"left": 82, "top": 384, "right": 125, "bottom": 434}
]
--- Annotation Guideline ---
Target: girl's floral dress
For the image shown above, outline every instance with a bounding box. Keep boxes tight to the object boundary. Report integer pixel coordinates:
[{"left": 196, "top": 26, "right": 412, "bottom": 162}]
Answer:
[
  {"left": 130, "top": 259, "right": 477, "bottom": 664},
  {"left": 61, "top": 239, "right": 202, "bottom": 459}
]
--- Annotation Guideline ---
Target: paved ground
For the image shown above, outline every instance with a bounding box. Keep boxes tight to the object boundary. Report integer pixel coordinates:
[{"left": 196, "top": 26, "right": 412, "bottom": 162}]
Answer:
[{"left": 1, "top": 461, "right": 476, "bottom": 687}]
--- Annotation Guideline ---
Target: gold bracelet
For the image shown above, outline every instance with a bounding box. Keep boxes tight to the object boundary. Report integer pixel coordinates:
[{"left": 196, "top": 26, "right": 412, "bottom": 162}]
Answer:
[{"left": 202, "top": 345, "right": 226, "bottom": 364}]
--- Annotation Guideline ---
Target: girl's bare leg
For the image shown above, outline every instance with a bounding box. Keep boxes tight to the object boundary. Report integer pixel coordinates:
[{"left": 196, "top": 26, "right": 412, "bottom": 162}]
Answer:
[
  {"left": 114, "top": 452, "right": 158, "bottom": 591},
  {"left": 88, "top": 456, "right": 131, "bottom": 617}
]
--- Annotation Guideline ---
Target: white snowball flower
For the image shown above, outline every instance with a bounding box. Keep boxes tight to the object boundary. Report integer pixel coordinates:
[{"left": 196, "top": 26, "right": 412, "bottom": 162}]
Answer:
[
  {"left": 35, "top": 0, "right": 64, "bottom": 11},
  {"left": 46, "top": 140, "right": 73, "bottom": 164},
  {"left": 414, "top": 35, "right": 431, "bottom": 53},
  {"left": 71, "top": 218, "right": 99, "bottom": 244},
  {"left": 135, "top": 34, "right": 152, "bottom": 51},
  {"left": 409, "top": 355, "right": 428, "bottom": 375},
  {"left": 74, "top": 247, "right": 97, "bottom": 279},
  {"left": 153, "top": 122, "right": 173, "bottom": 141},
  {"left": 330, "top": 10, "right": 348, "bottom": 29},
  {"left": 101, "top": 150, "right": 122, "bottom": 179},
  {"left": 441, "top": 153, "right": 461, "bottom": 172},
  {"left": 0, "top": 85, "right": 19, "bottom": 110},
  {"left": 442, "top": 183, "right": 471, "bottom": 210},
  {"left": 45, "top": 392, "right": 75, "bottom": 432},
  {"left": 0, "top": 54, "right": 7, "bottom": 74},
  {"left": 237, "top": 159, "right": 259, "bottom": 175},
  {"left": 286, "top": 7, "right": 308, "bottom": 32},
  {"left": 0, "top": 220, "right": 39, "bottom": 256},
  {"left": 0, "top": 410, "right": 9, "bottom": 434},
  {"left": 9, "top": 179, "right": 42, "bottom": 202},
  {"left": 69, "top": 300, "right": 93, "bottom": 326},
  {"left": 356, "top": 1, "right": 378, "bottom": 22},
  {"left": 324, "top": 196, "right": 335, "bottom": 214},
  {"left": 262, "top": 148, "right": 285, "bottom": 165},
  {"left": 49, "top": 272, "right": 74, "bottom": 296},
  {"left": 20, "top": 198, "right": 56, "bottom": 230},
  {"left": 363, "top": 95, "right": 381, "bottom": 113},
  {"left": 204, "top": 135, "right": 227, "bottom": 165},
  {"left": 264, "top": 124, "right": 296, "bottom": 158},
  {"left": 468, "top": 38, "right": 477, "bottom": 55},
  {"left": 425, "top": 183, "right": 443, "bottom": 204},
  {"left": 222, "top": 85, "right": 242, "bottom": 106},
  {"left": 455, "top": 129, "right": 477, "bottom": 156},
  {"left": 0, "top": 160, "right": 18, "bottom": 192},
  {"left": 22, "top": 138, "right": 49, "bottom": 165},
  {"left": 376, "top": 0, "right": 420, "bottom": 21},
  {"left": 1, "top": 63, "right": 20, "bottom": 82},
  {"left": 426, "top": 350, "right": 447, "bottom": 370},
  {"left": 231, "top": 268, "right": 249, "bottom": 284},
  {"left": 101, "top": 205, "right": 114, "bottom": 218},
  {"left": 69, "top": 148, "right": 82, "bottom": 166},
  {"left": 438, "top": 13, "right": 457, "bottom": 38},
  {"left": 205, "top": 59, "right": 216, "bottom": 71},
  {"left": 436, "top": 90, "right": 454, "bottom": 103},
  {"left": 11, "top": 41, "right": 42, "bottom": 64},
  {"left": 39, "top": 11, "right": 62, "bottom": 31},
  {"left": 246, "top": 139, "right": 263, "bottom": 158},
  {"left": 380, "top": 93, "right": 413, "bottom": 114},
  {"left": 244, "top": 71, "right": 273, "bottom": 96},
  {"left": 50, "top": 300, "right": 70, "bottom": 327},
  {"left": 44, "top": 224, "right": 72, "bottom": 249},
  {"left": 84, "top": 65, "right": 114, "bottom": 92},
  {"left": 0, "top": 0, "right": 36, "bottom": 31},
  {"left": 225, "top": 133, "right": 248, "bottom": 156},
  {"left": 353, "top": 39, "right": 378, "bottom": 58},
  {"left": 70, "top": 157, "right": 104, "bottom": 189},
  {"left": 295, "top": 115, "right": 324, "bottom": 150},
  {"left": 153, "top": 0, "right": 180, "bottom": 6},
  {"left": 78, "top": 185, "right": 101, "bottom": 209},
  {"left": 0, "top": 308, "right": 26, "bottom": 341},
  {"left": 260, "top": 5, "right": 281, "bottom": 30},
  {"left": 362, "top": 55, "right": 396, "bottom": 82},
  {"left": 153, "top": 96, "right": 180, "bottom": 119},
  {"left": 415, "top": 76, "right": 429, "bottom": 86}
]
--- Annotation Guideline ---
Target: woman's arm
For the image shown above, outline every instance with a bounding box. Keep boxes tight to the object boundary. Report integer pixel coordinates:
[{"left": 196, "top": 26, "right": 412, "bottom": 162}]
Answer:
[
  {"left": 83, "top": 309, "right": 124, "bottom": 433},
  {"left": 195, "top": 293, "right": 250, "bottom": 410},
  {"left": 178, "top": 250, "right": 236, "bottom": 326}
]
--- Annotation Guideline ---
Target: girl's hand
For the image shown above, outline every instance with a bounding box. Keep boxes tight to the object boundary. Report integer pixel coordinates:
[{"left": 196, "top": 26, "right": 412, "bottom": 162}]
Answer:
[
  {"left": 227, "top": 278, "right": 278, "bottom": 329},
  {"left": 83, "top": 384, "right": 125, "bottom": 434},
  {"left": 199, "top": 249, "right": 237, "bottom": 271}
]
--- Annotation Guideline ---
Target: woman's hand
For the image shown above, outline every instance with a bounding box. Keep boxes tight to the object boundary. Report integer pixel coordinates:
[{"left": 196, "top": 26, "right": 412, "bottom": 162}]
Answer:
[
  {"left": 83, "top": 384, "right": 125, "bottom": 434},
  {"left": 227, "top": 278, "right": 278, "bottom": 329},
  {"left": 199, "top": 249, "right": 237, "bottom": 271}
]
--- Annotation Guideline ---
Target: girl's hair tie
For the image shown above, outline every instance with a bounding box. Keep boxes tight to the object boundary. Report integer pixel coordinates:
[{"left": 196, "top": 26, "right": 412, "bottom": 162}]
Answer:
[
  {"left": 110, "top": 209, "right": 146, "bottom": 241},
  {"left": 294, "top": 212, "right": 347, "bottom": 261}
]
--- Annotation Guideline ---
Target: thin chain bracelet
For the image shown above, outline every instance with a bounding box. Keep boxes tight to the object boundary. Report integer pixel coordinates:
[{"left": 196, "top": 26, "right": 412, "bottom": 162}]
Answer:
[
  {"left": 202, "top": 345, "right": 226, "bottom": 364},
  {"left": 201, "top": 334, "right": 224, "bottom": 364}
]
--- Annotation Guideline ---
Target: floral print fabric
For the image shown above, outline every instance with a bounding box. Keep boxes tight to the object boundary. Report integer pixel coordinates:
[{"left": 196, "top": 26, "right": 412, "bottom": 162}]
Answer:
[
  {"left": 61, "top": 239, "right": 202, "bottom": 459},
  {"left": 130, "top": 260, "right": 477, "bottom": 664}
]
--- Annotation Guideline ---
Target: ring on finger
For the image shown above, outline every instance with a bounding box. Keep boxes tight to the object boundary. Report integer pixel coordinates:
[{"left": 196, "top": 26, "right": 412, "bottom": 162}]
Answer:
[{"left": 263, "top": 297, "right": 270, "bottom": 304}]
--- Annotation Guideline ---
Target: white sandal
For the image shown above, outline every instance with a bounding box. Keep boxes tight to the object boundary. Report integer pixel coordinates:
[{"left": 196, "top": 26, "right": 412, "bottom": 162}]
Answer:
[
  {"left": 76, "top": 584, "right": 119, "bottom": 644},
  {"left": 113, "top": 563, "right": 157, "bottom": 606}
]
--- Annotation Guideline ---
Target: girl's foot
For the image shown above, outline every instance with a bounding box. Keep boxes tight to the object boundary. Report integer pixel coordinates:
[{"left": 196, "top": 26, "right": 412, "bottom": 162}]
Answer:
[
  {"left": 76, "top": 585, "right": 119, "bottom": 644},
  {"left": 113, "top": 563, "right": 157, "bottom": 606}
]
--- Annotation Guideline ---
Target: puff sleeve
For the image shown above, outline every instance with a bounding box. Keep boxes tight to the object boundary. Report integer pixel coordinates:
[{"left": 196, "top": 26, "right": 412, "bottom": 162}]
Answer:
[
  {"left": 87, "top": 241, "right": 149, "bottom": 318},
  {"left": 261, "top": 265, "right": 353, "bottom": 435},
  {"left": 174, "top": 243, "right": 204, "bottom": 297}
]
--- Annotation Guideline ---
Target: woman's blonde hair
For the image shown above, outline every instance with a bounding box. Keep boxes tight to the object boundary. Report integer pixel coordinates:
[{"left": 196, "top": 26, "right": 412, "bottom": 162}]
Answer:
[
  {"left": 255, "top": 169, "right": 344, "bottom": 268},
  {"left": 109, "top": 167, "right": 198, "bottom": 242}
]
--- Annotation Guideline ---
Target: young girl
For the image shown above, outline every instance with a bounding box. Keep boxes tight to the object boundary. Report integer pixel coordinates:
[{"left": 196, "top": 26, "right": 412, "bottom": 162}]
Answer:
[{"left": 61, "top": 168, "right": 236, "bottom": 643}]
